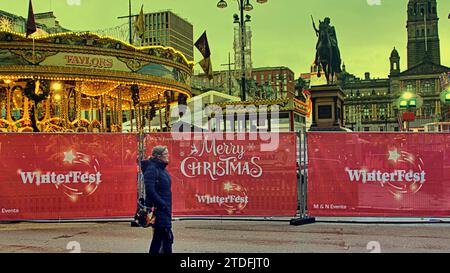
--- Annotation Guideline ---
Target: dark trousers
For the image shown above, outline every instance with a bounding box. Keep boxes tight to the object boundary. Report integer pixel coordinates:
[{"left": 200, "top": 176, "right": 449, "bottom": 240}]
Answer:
[{"left": 149, "top": 227, "right": 173, "bottom": 255}]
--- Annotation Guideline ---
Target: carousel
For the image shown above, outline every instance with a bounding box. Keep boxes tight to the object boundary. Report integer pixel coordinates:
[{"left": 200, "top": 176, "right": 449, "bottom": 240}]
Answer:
[{"left": 0, "top": 29, "right": 193, "bottom": 133}]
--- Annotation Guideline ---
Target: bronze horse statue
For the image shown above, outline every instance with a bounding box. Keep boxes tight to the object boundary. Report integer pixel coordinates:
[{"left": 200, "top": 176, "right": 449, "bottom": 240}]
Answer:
[{"left": 312, "top": 16, "right": 342, "bottom": 84}]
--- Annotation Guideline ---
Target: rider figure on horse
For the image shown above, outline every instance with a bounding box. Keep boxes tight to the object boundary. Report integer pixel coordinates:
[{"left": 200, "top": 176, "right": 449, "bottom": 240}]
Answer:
[{"left": 312, "top": 16, "right": 342, "bottom": 83}]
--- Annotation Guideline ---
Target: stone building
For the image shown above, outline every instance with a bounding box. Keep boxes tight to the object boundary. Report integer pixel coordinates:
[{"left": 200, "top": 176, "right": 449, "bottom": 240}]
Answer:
[{"left": 332, "top": 0, "right": 449, "bottom": 132}]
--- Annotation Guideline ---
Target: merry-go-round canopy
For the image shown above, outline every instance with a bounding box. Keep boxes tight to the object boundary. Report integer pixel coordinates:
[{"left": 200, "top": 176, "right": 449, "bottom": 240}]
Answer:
[
  {"left": 0, "top": 30, "right": 193, "bottom": 133},
  {"left": 0, "top": 30, "right": 193, "bottom": 101}
]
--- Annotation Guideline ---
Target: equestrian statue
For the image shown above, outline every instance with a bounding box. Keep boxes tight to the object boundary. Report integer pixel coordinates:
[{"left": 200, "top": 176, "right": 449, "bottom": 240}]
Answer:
[{"left": 312, "top": 16, "right": 342, "bottom": 84}]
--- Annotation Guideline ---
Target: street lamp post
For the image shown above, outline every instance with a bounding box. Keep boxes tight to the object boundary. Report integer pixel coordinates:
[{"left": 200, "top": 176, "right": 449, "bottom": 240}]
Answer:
[
  {"left": 117, "top": 0, "right": 134, "bottom": 45},
  {"left": 217, "top": 0, "right": 268, "bottom": 102}
]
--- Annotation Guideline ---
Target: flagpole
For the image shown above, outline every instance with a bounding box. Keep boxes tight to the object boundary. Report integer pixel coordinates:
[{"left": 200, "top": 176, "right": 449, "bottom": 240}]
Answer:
[
  {"left": 129, "top": 0, "right": 132, "bottom": 45},
  {"left": 26, "top": 0, "right": 37, "bottom": 64},
  {"left": 32, "top": 38, "right": 35, "bottom": 64}
]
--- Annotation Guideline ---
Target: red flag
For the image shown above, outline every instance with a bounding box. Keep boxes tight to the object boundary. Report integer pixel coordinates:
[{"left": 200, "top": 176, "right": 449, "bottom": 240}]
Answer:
[{"left": 26, "top": 0, "right": 37, "bottom": 37}]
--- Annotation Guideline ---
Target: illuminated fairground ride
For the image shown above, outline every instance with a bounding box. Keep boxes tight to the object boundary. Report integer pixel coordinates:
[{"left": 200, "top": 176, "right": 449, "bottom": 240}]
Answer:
[{"left": 0, "top": 30, "right": 193, "bottom": 133}]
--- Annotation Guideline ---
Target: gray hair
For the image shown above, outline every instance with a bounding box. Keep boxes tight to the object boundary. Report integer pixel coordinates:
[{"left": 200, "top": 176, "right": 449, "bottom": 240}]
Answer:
[{"left": 151, "top": 146, "right": 168, "bottom": 158}]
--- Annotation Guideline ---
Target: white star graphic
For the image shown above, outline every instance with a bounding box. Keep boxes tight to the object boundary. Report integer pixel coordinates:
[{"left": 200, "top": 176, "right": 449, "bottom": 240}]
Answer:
[
  {"left": 224, "top": 182, "right": 233, "bottom": 191},
  {"left": 63, "top": 150, "right": 76, "bottom": 164},
  {"left": 388, "top": 149, "right": 401, "bottom": 162}
]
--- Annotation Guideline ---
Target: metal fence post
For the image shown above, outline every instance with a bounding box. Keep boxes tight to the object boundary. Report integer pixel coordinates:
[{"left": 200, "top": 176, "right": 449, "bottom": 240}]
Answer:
[
  {"left": 138, "top": 130, "right": 145, "bottom": 198},
  {"left": 302, "top": 125, "right": 308, "bottom": 218},
  {"left": 296, "top": 129, "right": 303, "bottom": 218},
  {"left": 290, "top": 125, "right": 315, "bottom": 226},
  {"left": 131, "top": 131, "right": 145, "bottom": 227}
]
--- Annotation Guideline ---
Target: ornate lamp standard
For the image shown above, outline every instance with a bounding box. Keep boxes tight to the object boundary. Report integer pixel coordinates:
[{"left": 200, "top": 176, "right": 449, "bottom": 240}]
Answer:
[{"left": 217, "top": 0, "right": 268, "bottom": 102}]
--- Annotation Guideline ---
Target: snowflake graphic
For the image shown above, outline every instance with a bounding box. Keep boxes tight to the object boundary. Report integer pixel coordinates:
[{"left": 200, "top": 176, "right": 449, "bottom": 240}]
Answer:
[{"left": 246, "top": 143, "right": 256, "bottom": 152}]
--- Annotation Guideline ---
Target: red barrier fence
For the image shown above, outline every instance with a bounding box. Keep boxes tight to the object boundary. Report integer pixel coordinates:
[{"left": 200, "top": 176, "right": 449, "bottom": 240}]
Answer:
[
  {"left": 307, "top": 133, "right": 450, "bottom": 217},
  {"left": 0, "top": 134, "right": 138, "bottom": 221},
  {"left": 0, "top": 133, "right": 298, "bottom": 221},
  {"left": 145, "top": 133, "right": 298, "bottom": 217}
]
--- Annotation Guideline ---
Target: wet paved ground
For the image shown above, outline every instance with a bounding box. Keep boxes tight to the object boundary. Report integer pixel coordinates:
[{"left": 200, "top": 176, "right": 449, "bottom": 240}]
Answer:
[{"left": 1, "top": 220, "right": 450, "bottom": 253}]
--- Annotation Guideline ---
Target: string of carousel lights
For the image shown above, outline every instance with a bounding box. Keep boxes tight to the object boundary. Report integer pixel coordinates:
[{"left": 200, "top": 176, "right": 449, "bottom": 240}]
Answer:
[
  {"left": 1, "top": 30, "right": 195, "bottom": 68},
  {"left": 0, "top": 77, "right": 190, "bottom": 103}
]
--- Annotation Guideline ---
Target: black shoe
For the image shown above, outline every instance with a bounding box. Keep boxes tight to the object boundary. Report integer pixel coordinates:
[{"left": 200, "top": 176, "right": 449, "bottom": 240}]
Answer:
[{"left": 131, "top": 220, "right": 140, "bottom": 227}]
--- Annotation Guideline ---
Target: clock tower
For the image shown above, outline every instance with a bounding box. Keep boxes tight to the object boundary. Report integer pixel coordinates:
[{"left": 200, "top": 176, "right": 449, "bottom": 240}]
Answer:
[{"left": 407, "top": 0, "right": 441, "bottom": 69}]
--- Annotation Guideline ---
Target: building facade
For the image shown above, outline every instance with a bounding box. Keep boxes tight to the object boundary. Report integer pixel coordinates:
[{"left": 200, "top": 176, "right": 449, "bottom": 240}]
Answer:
[
  {"left": 139, "top": 11, "right": 193, "bottom": 61},
  {"left": 0, "top": 10, "right": 70, "bottom": 34},
  {"left": 301, "top": 0, "right": 449, "bottom": 132},
  {"left": 390, "top": 58, "right": 449, "bottom": 129},
  {"left": 34, "top": 12, "right": 70, "bottom": 33},
  {"left": 0, "top": 10, "right": 25, "bottom": 33},
  {"left": 341, "top": 70, "right": 395, "bottom": 132},
  {"left": 407, "top": 0, "right": 440, "bottom": 69},
  {"left": 193, "top": 66, "right": 296, "bottom": 101},
  {"left": 340, "top": 49, "right": 449, "bottom": 132},
  {"left": 251, "top": 67, "right": 296, "bottom": 99}
]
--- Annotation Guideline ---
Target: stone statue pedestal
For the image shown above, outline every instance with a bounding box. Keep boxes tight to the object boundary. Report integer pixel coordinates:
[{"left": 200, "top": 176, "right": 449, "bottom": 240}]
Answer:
[{"left": 309, "top": 84, "right": 347, "bottom": 131}]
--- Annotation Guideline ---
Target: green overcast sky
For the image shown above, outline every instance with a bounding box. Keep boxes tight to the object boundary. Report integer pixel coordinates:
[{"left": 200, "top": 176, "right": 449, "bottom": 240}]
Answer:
[{"left": 1, "top": 0, "right": 449, "bottom": 79}]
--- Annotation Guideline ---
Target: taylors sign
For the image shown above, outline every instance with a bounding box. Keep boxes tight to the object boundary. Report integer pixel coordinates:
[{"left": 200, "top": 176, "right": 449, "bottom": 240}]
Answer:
[
  {"left": 64, "top": 55, "right": 113, "bottom": 68},
  {"left": 40, "top": 53, "right": 131, "bottom": 71}
]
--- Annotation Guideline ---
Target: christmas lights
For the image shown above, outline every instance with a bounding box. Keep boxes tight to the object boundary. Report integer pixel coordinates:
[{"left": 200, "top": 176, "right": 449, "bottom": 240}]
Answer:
[{"left": 0, "top": 29, "right": 193, "bottom": 133}]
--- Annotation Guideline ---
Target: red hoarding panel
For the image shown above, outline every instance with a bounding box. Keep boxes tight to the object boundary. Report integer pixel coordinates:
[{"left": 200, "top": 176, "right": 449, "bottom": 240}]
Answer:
[
  {"left": 0, "top": 134, "right": 138, "bottom": 221},
  {"left": 144, "top": 133, "right": 298, "bottom": 216},
  {"left": 308, "top": 133, "right": 450, "bottom": 217}
]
